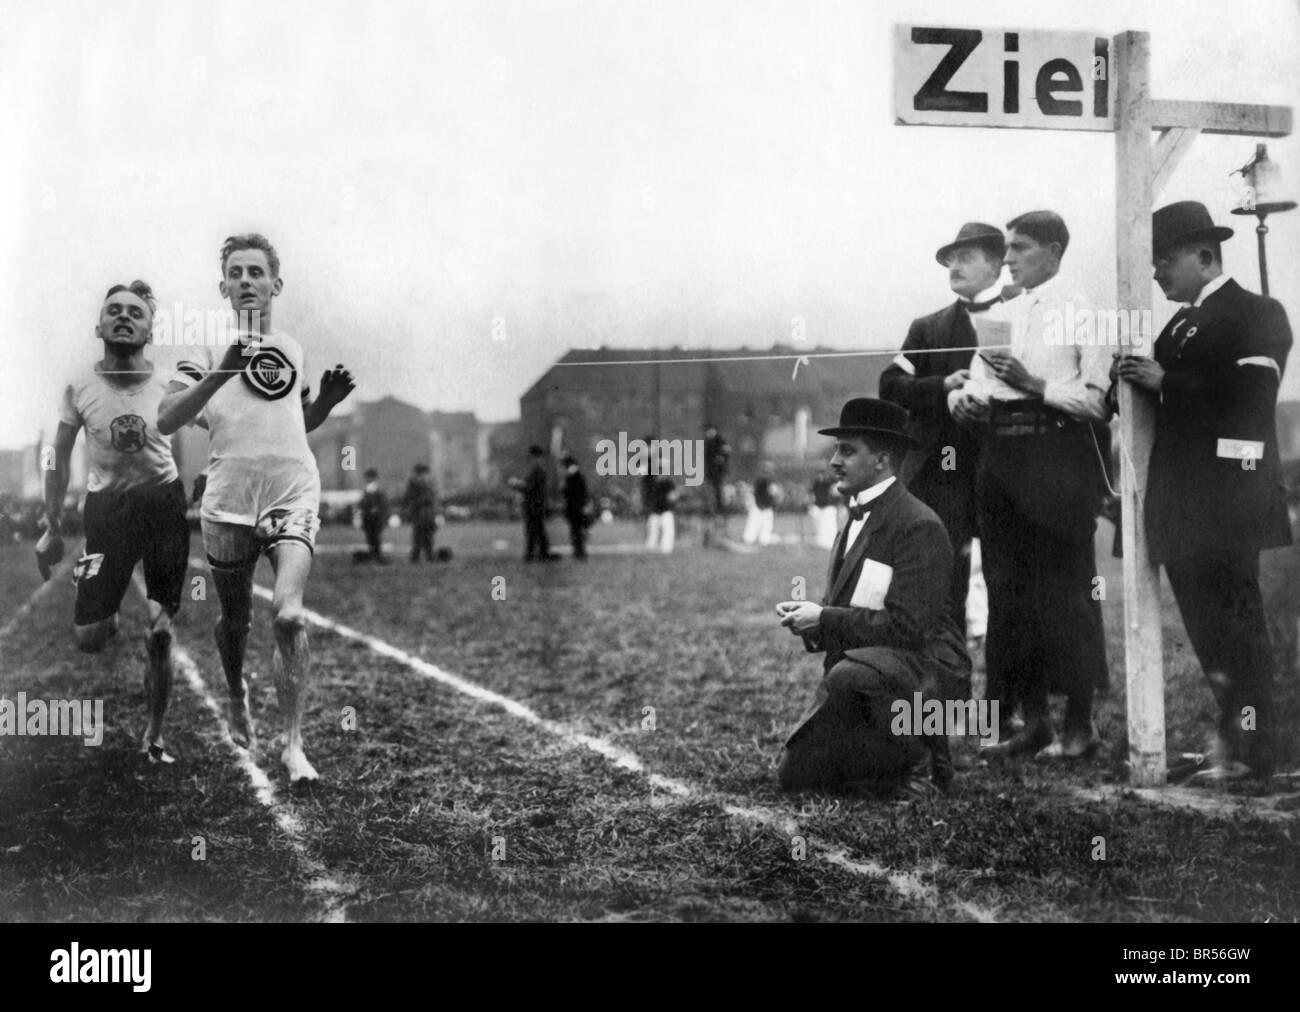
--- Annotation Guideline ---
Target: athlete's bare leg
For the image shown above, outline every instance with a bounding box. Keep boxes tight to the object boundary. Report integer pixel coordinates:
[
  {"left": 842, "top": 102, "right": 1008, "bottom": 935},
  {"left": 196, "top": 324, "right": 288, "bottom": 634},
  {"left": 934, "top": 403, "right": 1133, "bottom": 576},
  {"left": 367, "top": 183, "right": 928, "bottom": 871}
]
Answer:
[
  {"left": 268, "top": 541, "right": 317, "bottom": 782},
  {"left": 73, "top": 613, "right": 119, "bottom": 653},
  {"left": 141, "top": 600, "right": 175, "bottom": 763},
  {"left": 211, "top": 561, "right": 257, "bottom": 748}
]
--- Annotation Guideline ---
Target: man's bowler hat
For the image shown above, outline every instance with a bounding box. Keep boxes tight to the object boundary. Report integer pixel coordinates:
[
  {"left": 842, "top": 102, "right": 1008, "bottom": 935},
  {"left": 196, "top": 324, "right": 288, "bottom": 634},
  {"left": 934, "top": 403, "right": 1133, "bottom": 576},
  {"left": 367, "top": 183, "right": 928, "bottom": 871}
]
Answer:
[
  {"left": 936, "top": 222, "right": 1006, "bottom": 266},
  {"left": 1153, "top": 201, "right": 1234, "bottom": 256},
  {"left": 819, "top": 398, "right": 919, "bottom": 447}
]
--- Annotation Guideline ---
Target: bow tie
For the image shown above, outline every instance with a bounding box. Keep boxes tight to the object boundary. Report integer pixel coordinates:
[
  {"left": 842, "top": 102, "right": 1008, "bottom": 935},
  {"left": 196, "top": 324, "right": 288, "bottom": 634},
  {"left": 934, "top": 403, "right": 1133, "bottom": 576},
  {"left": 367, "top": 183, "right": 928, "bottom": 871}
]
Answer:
[
  {"left": 962, "top": 296, "right": 1000, "bottom": 314},
  {"left": 848, "top": 503, "right": 869, "bottom": 522}
]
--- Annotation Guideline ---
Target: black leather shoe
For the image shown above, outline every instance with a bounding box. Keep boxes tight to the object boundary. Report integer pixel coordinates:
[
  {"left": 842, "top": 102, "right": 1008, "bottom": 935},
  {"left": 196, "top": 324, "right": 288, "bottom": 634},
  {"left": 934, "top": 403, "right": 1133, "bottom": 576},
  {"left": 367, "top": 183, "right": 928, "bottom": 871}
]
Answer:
[
  {"left": 929, "top": 735, "right": 954, "bottom": 791},
  {"left": 982, "top": 716, "right": 1053, "bottom": 758}
]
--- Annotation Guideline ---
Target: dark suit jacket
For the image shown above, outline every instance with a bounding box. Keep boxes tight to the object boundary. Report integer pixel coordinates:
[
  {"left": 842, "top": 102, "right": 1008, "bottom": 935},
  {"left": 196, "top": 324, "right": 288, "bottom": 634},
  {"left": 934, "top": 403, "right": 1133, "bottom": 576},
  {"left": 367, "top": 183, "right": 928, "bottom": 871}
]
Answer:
[
  {"left": 879, "top": 301, "right": 982, "bottom": 546},
  {"left": 790, "top": 481, "right": 971, "bottom": 746},
  {"left": 562, "top": 469, "right": 588, "bottom": 521},
  {"left": 1144, "top": 278, "right": 1293, "bottom": 565}
]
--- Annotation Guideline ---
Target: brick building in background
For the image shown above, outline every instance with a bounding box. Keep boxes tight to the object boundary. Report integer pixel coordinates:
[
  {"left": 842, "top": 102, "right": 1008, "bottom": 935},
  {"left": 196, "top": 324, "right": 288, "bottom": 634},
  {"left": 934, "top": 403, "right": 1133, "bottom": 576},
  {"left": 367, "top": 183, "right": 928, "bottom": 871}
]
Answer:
[{"left": 520, "top": 346, "right": 891, "bottom": 489}]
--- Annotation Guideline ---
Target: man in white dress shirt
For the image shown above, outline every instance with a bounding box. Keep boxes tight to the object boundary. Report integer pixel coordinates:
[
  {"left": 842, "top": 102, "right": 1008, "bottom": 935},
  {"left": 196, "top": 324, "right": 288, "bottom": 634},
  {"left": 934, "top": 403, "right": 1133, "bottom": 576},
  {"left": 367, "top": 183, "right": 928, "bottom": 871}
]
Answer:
[{"left": 949, "top": 211, "right": 1112, "bottom": 759}]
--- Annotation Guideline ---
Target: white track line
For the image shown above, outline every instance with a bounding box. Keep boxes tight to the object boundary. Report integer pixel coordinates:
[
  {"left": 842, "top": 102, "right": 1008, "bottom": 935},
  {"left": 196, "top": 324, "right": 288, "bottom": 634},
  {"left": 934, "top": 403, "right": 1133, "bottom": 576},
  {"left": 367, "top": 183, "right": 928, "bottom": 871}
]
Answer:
[
  {"left": 229, "top": 569, "right": 991, "bottom": 920},
  {"left": 0, "top": 558, "right": 72, "bottom": 643},
  {"left": 132, "top": 574, "right": 354, "bottom": 923}
]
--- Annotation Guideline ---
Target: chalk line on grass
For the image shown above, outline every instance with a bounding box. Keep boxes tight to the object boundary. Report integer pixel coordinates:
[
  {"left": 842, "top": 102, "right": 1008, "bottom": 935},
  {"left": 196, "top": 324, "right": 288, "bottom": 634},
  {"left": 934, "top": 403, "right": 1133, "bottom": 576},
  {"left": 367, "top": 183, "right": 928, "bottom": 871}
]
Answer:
[
  {"left": 0, "top": 557, "right": 72, "bottom": 643},
  {"left": 232, "top": 570, "right": 994, "bottom": 921},
  {"left": 1075, "top": 785, "right": 1300, "bottom": 823},
  {"left": 132, "top": 574, "right": 355, "bottom": 923}
]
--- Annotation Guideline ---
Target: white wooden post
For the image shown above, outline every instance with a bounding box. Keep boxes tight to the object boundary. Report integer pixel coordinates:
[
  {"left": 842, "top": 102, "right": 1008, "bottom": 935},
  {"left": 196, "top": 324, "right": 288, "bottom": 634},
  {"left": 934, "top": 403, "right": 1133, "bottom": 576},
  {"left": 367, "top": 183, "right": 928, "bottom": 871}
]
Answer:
[{"left": 1113, "top": 31, "right": 1166, "bottom": 786}]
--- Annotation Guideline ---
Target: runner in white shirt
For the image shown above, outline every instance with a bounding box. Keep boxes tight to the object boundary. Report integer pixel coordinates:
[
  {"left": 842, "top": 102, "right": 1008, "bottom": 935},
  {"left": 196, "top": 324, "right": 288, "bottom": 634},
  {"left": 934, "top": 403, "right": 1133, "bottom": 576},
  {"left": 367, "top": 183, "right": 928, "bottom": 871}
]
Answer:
[
  {"left": 39, "top": 280, "right": 190, "bottom": 765},
  {"left": 158, "top": 234, "right": 354, "bottom": 783}
]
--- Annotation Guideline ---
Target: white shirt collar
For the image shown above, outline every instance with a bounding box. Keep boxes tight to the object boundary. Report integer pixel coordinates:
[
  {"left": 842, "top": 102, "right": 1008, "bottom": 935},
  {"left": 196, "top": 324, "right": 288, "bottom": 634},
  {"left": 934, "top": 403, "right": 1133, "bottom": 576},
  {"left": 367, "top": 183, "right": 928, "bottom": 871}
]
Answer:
[
  {"left": 1024, "top": 271, "right": 1063, "bottom": 304},
  {"left": 1191, "top": 273, "right": 1231, "bottom": 308},
  {"left": 850, "top": 475, "right": 896, "bottom": 508},
  {"left": 958, "top": 282, "right": 1004, "bottom": 305}
]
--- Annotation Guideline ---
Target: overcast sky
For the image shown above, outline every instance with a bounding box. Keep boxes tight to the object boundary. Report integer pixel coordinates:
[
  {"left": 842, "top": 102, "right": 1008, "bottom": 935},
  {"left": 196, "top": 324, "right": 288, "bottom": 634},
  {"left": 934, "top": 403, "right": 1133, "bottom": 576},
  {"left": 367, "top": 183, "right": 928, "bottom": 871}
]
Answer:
[{"left": 2, "top": 0, "right": 1297, "bottom": 449}]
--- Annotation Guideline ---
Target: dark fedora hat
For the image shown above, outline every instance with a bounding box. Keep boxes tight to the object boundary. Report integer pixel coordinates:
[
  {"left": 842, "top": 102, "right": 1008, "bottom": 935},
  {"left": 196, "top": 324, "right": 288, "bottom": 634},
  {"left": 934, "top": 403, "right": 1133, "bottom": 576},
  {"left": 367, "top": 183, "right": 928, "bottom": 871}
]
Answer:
[
  {"left": 936, "top": 222, "right": 1006, "bottom": 266},
  {"left": 1153, "top": 200, "right": 1233, "bottom": 255},
  {"left": 819, "top": 398, "right": 919, "bottom": 447}
]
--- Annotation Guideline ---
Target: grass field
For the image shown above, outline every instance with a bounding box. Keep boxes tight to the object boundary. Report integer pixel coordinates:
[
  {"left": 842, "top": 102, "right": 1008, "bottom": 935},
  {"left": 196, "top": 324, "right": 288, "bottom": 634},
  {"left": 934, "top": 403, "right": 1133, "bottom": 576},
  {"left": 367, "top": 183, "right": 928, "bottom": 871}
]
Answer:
[{"left": 2, "top": 512, "right": 1299, "bottom": 922}]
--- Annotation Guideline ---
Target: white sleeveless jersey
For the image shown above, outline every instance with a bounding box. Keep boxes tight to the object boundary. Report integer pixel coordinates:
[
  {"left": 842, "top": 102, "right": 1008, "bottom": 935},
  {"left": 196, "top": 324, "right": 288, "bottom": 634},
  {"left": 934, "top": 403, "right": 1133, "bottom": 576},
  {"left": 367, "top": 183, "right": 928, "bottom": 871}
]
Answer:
[
  {"left": 59, "top": 364, "right": 179, "bottom": 493},
  {"left": 174, "top": 331, "right": 320, "bottom": 525}
]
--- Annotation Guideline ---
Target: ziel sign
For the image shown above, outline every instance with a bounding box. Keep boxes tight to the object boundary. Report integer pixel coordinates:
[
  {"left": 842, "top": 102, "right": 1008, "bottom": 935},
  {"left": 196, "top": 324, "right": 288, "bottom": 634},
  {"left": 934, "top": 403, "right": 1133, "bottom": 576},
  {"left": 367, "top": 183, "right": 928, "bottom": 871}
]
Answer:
[{"left": 894, "top": 25, "right": 1114, "bottom": 131}]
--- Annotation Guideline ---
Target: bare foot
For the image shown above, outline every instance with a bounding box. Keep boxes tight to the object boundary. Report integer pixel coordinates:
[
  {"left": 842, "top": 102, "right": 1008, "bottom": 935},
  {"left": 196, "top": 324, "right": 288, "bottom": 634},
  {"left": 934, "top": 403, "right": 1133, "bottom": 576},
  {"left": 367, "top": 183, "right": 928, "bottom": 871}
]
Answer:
[
  {"left": 141, "top": 738, "right": 176, "bottom": 765},
  {"left": 228, "top": 692, "right": 256, "bottom": 750},
  {"left": 282, "top": 744, "right": 319, "bottom": 783}
]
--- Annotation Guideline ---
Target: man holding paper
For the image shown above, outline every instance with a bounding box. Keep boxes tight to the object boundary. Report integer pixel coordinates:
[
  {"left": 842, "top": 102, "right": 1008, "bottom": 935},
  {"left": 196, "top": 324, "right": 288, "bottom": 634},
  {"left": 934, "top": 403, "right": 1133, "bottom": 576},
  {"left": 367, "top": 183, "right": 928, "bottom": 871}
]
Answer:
[
  {"left": 948, "top": 211, "right": 1112, "bottom": 760},
  {"left": 880, "top": 221, "right": 1010, "bottom": 634},
  {"left": 776, "top": 398, "right": 971, "bottom": 800}
]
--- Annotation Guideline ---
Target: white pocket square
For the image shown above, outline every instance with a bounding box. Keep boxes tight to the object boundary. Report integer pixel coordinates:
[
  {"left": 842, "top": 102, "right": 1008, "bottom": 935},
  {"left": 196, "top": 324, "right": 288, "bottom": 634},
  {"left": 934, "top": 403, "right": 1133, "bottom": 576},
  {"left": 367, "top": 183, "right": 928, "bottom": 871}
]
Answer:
[{"left": 850, "top": 559, "right": 893, "bottom": 610}]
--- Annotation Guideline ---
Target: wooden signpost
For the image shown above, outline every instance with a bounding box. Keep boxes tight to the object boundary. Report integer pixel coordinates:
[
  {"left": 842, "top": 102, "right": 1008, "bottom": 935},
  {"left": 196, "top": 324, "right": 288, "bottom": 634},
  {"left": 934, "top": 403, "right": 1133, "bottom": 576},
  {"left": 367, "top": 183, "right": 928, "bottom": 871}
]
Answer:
[{"left": 893, "top": 26, "right": 1292, "bottom": 786}]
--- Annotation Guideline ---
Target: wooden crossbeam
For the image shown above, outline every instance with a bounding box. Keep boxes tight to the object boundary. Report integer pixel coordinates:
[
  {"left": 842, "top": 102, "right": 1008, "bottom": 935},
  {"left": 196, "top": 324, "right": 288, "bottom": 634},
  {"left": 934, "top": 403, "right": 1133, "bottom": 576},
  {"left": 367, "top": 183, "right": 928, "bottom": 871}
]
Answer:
[
  {"left": 1150, "top": 100, "right": 1291, "bottom": 137},
  {"left": 1152, "top": 127, "right": 1201, "bottom": 194}
]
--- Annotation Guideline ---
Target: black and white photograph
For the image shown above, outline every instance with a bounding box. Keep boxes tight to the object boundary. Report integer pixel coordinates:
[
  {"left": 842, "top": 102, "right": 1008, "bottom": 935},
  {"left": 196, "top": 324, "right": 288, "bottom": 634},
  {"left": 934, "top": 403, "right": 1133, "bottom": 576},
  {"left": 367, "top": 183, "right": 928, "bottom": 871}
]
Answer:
[{"left": 2, "top": 0, "right": 1299, "bottom": 955}]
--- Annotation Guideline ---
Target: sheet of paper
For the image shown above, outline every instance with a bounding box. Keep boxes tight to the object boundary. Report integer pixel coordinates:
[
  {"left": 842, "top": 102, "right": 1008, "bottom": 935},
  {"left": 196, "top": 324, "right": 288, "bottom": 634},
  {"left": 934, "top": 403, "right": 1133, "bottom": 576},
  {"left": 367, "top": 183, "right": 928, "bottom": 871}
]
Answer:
[
  {"left": 850, "top": 559, "right": 893, "bottom": 610},
  {"left": 971, "top": 314, "right": 1011, "bottom": 351}
]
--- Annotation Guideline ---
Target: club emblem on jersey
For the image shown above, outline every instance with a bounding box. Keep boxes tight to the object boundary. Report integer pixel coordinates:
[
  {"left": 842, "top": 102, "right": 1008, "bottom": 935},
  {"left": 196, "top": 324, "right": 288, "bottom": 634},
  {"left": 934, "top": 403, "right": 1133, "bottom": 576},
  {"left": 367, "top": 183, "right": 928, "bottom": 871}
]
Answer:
[
  {"left": 109, "top": 414, "right": 147, "bottom": 453},
  {"left": 241, "top": 346, "right": 296, "bottom": 400}
]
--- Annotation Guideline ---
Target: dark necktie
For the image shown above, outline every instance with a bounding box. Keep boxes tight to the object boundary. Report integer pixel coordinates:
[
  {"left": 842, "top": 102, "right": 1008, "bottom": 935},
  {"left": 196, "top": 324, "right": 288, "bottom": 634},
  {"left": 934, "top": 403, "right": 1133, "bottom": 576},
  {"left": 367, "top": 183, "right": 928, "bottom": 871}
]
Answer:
[
  {"left": 848, "top": 502, "right": 868, "bottom": 522},
  {"left": 963, "top": 296, "right": 1000, "bottom": 314}
]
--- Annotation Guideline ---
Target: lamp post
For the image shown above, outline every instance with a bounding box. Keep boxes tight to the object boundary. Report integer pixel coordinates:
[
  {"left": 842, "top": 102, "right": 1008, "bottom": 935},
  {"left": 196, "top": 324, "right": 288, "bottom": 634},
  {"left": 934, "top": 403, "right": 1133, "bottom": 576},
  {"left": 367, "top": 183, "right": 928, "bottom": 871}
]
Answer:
[{"left": 1230, "top": 143, "right": 1296, "bottom": 297}]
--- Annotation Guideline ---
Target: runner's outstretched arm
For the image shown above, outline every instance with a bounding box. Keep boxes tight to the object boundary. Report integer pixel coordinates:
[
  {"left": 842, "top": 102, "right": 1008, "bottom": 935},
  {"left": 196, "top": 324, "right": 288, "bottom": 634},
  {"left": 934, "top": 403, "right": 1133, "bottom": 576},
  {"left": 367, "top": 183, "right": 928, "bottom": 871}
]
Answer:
[
  {"left": 157, "top": 340, "right": 246, "bottom": 435},
  {"left": 302, "top": 365, "right": 356, "bottom": 433}
]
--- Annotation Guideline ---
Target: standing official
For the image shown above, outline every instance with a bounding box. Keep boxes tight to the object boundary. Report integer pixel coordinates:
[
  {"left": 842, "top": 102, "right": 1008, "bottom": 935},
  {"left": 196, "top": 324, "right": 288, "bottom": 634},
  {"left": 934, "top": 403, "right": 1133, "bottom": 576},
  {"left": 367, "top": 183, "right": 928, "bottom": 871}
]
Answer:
[
  {"left": 1117, "top": 201, "right": 1292, "bottom": 780},
  {"left": 949, "top": 211, "right": 1112, "bottom": 759},
  {"left": 881, "top": 222, "right": 1007, "bottom": 633}
]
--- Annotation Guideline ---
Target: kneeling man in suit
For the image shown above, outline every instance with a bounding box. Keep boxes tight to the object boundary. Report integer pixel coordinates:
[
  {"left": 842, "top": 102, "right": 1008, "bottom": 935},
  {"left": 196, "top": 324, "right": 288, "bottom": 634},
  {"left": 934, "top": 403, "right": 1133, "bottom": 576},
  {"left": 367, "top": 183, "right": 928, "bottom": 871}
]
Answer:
[{"left": 776, "top": 398, "right": 971, "bottom": 799}]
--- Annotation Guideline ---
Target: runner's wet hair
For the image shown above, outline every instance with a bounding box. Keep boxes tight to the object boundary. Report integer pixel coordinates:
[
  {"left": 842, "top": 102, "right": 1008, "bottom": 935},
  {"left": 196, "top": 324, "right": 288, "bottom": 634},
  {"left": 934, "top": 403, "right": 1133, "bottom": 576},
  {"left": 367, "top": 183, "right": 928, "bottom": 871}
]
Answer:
[
  {"left": 104, "top": 280, "right": 156, "bottom": 315},
  {"left": 220, "top": 233, "right": 281, "bottom": 278}
]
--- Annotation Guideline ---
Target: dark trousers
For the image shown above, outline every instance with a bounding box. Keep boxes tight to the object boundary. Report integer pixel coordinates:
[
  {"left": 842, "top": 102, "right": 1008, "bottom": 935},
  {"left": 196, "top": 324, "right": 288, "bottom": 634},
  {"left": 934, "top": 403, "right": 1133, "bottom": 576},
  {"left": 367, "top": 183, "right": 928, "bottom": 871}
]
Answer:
[
  {"left": 911, "top": 476, "right": 975, "bottom": 634},
  {"left": 362, "top": 518, "right": 384, "bottom": 560},
  {"left": 978, "top": 453, "right": 1107, "bottom": 733},
  {"left": 1165, "top": 550, "right": 1276, "bottom": 773},
  {"left": 566, "top": 515, "right": 587, "bottom": 559},
  {"left": 778, "top": 651, "right": 931, "bottom": 793},
  {"left": 410, "top": 520, "right": 435, "bottom": 562},
  {"left": 524, "top": 510, "right": 551, "bottom": 560}
]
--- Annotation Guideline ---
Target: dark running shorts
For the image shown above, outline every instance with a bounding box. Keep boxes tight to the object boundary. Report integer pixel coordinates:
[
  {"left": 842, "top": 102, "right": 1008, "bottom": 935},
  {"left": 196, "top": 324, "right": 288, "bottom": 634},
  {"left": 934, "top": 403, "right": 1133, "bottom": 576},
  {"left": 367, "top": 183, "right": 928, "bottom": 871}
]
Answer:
[{"left": 73, "top": 479, "right": 190, "bottom": 625}]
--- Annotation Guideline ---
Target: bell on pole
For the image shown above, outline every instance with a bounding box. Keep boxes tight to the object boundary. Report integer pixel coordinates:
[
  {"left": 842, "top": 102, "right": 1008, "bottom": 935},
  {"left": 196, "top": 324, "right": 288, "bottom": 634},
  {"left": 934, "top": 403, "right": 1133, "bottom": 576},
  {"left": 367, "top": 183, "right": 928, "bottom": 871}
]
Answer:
[{"left": 1231, "top": 143, "right": 1296, "bottom": 296}]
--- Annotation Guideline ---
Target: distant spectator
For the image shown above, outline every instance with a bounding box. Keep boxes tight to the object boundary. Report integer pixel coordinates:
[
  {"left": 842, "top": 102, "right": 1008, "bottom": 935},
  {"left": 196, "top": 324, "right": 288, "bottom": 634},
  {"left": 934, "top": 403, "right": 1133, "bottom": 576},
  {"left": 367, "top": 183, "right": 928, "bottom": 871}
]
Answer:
[
  {"left": 562, "top": 453, "right": 590, "bottom": 560},
  {"left": 357, "top": 468, "right": 390, "bottom": 564},
  {"left": 809, "top": 467, "right": 839, "bottom": 549},
  {"left": 744, "top": 461, "right": 781, "bottom": 545},
  {"left": 402, "top": 464, "right": 438, "bottom": 563},
  {"left": 510, "top": 446, "right": 558, "bottom": 562},
  {"left": 644, "top": 453, "right": 677, "bottom": 554},
  {"left": 703, "top": 423, "right": 731, "bottom": 543}
]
